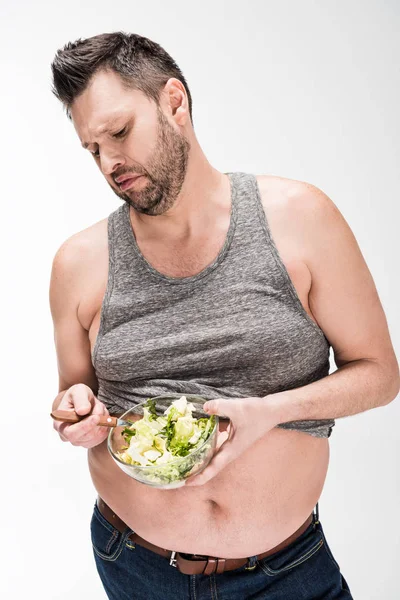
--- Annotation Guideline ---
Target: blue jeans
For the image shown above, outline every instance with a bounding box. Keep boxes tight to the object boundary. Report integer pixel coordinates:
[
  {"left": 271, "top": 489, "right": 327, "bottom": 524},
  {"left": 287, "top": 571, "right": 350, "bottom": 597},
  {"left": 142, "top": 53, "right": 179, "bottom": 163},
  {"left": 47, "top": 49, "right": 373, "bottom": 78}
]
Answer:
[{"left": 90, "top": 500, "right": 353, "bottom": 599}]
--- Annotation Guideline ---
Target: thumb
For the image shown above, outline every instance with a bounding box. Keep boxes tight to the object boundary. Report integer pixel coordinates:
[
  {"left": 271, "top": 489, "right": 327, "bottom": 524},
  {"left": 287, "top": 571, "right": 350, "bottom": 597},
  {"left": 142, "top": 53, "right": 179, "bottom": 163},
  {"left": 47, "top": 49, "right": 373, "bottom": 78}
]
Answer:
[
  {"left": 71, "top": 386, "right": 95, "bottom": 416},
  {"left": 203, "top": 398, "right": 231, "bottom": 417}
]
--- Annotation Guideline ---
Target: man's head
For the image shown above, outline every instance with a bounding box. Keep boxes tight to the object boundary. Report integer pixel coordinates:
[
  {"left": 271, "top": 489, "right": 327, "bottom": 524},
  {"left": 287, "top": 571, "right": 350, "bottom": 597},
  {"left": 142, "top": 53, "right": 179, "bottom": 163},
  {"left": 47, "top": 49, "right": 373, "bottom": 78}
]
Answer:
[{"left": 50, "top": 32, "right": 193, "bottom": 215}]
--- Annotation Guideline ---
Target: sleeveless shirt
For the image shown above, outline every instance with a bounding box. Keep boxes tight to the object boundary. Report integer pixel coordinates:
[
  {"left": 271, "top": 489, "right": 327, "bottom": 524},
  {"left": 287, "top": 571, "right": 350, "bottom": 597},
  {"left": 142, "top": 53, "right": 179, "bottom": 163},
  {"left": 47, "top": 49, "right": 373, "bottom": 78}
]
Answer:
[{"left": 91, "top": 172, "right": 335, "bottom": 438}]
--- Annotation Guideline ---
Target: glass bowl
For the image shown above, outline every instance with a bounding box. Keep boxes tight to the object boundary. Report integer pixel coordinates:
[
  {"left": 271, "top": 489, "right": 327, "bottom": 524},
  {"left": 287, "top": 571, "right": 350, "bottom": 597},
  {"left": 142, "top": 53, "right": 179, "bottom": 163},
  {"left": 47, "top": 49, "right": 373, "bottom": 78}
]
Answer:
[{"left": 107, "top": 394, "right": 219, "bottom": 489}]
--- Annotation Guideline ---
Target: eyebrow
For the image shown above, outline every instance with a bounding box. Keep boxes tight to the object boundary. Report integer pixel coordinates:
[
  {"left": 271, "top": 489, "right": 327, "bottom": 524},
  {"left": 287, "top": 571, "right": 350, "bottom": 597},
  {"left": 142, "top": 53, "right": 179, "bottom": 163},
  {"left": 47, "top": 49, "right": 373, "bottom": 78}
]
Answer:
[{"left": 81, "top": 117, "right": 122, "bottom": 149}]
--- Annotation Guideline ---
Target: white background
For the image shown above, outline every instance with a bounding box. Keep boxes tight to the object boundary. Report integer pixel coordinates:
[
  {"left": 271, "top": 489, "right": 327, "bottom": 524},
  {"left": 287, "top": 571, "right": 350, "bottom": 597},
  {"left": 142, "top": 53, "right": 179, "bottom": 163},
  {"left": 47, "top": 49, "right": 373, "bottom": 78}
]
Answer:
[{"left": 1, "top": 1, "right": 399, "bottom": 598}]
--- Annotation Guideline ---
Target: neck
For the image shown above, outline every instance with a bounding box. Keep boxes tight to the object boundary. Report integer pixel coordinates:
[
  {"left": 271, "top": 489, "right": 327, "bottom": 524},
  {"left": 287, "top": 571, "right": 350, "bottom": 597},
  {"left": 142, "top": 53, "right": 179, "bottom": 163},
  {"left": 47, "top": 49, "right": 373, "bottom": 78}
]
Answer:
[{"left": 130, "top": 146, "right": 230, "bottom": 242}]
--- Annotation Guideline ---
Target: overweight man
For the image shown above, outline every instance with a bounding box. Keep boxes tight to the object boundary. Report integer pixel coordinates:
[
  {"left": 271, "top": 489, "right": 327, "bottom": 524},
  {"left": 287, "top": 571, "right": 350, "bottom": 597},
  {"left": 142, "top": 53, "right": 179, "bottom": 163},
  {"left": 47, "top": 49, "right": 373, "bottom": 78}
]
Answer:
[{"left": 49, "top": 31, "right": 399, "bottom": 600}]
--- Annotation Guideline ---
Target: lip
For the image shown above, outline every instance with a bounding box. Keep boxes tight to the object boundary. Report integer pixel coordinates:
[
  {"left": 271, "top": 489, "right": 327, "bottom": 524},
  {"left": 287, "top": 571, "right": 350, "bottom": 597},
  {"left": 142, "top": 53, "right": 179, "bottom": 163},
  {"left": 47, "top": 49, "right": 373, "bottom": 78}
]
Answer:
[{"left": 119, "top": 175, "right": 143, "bottom": 191}]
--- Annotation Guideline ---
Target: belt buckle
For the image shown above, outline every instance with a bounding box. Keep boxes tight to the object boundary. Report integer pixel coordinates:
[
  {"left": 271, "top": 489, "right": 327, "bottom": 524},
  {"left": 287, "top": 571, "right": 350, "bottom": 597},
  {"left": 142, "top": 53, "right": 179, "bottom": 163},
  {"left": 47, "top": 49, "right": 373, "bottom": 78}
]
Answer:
[{"left": 169, "top": 551, "right": 178, "bottom": 568}]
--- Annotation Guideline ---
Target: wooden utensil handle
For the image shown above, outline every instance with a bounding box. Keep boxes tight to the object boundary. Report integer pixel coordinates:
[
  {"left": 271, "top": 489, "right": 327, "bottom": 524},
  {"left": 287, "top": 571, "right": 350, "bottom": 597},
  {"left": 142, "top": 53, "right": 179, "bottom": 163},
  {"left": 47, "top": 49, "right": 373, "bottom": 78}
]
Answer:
[
  {"left": 98, "top": 415, "right": 119, "bottom": 427},
  {"left": 51, "top": 409, "right": 81, "bottom": 423},
  {"left": 50, "top": 410, "right": 118, "bottom": 428}
]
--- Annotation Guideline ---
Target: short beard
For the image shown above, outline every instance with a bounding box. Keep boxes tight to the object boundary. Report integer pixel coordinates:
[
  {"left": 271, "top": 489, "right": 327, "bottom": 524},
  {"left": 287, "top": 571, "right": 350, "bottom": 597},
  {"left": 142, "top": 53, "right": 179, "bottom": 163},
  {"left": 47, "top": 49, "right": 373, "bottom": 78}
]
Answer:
[{"left": 109, "top": 107, "right": 191, "bottom": 216}]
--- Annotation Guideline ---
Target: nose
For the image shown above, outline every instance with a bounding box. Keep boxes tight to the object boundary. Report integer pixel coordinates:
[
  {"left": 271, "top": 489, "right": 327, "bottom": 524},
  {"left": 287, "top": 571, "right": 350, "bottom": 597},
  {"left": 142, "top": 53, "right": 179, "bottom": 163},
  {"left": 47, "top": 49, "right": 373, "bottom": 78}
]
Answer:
[{"left": 99, "top": 148, "right": 125, "bottom": 179}]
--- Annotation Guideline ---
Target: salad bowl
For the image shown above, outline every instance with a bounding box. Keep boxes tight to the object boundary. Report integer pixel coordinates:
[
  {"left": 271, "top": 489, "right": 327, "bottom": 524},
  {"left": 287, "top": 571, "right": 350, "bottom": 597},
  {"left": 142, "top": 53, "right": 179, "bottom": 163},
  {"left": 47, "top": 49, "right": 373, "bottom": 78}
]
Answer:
[{"left": 107, "top": 394, "right": 219, "bottom": 489}]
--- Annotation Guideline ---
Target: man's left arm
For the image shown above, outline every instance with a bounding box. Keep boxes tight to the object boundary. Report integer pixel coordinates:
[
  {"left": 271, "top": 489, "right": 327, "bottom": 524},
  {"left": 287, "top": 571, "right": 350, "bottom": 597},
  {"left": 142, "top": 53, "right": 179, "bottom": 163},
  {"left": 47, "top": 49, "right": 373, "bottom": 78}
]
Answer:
[{"left": 268, "top": 182, "right": 399, "bottom": 425}]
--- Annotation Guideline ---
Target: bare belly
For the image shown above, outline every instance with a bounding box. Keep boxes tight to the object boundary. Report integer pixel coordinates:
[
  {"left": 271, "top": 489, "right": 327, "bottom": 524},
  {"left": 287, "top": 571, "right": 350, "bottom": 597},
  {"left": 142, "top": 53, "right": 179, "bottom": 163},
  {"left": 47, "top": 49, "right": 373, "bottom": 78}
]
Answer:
[{"left": 88, "top": 424, "right": 329, "bottom": 557}]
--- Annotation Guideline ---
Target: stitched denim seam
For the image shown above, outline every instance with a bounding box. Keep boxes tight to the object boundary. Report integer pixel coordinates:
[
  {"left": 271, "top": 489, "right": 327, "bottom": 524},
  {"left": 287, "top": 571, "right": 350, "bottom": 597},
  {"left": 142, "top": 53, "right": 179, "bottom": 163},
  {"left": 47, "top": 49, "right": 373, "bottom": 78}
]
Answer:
[
  {"left": 209, "top": 573, "right": 215, "bottom": 600},
  {"left": 321, "top": 540, "right": 341, "bottom": 571},
  {"left": 257, "top": 538, "right": 324, "bottom": 576},
  {"left": 92, "top": 529, "right": 132, "bottom": 562},
  {"left": 211, "top": 573, "right": 219, "bottom": 599},
  {"left": 191, "top": 574, "right": 197, "bottom": 600},
  {"left": 105, "top": 529, "right": 118, "bottom": 555},
  {"left": 92, "top": 537, "right": 124, "bottom": 562}
]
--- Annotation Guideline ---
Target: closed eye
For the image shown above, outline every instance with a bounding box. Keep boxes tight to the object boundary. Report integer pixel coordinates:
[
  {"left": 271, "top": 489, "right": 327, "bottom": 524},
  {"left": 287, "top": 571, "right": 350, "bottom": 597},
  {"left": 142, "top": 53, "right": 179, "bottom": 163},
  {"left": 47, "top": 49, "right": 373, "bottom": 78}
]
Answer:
[
  {"left": 90, "top": 127, "right": 128, "bottom": 157},
  {"left": 113, "top": 127, "right": 127, "bottom": 139}
]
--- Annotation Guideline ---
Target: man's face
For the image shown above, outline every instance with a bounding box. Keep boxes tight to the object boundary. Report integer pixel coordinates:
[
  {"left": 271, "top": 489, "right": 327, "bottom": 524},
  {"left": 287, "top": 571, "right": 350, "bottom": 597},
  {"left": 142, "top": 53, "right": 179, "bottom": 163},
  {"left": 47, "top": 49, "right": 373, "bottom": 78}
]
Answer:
[{"left": 71, "top": 69, "right": 191, "bottom": 216}]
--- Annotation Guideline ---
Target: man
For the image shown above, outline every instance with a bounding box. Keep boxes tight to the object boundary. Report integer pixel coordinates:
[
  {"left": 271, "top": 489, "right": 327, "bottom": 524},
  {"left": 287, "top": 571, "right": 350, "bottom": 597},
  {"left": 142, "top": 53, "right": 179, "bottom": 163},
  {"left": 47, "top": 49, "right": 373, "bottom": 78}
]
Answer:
[{"left": 49, "top": 31, "right": 399, "bottom": 600}]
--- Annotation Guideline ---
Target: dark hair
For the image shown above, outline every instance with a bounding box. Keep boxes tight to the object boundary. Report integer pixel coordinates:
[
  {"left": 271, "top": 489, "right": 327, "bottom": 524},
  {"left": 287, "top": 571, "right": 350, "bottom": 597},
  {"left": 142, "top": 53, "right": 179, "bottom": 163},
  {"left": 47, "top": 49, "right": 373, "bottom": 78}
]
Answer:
[{"left": 50, "top": 31, "right": 193, "bottom": 124}]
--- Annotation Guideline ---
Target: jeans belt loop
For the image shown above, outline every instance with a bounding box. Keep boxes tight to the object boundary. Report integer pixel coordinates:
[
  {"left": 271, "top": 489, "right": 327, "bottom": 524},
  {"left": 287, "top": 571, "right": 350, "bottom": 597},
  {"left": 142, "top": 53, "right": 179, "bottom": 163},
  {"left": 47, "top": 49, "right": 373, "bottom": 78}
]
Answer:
[
  {"left": 314, "top": 501, "right": 320, "bottom": 525},
  {"left": 245, "top": 555, "right": 258, "bottom": 570},
  {"left": 169, "top": 551, "right": 177, "bottom": 568}
]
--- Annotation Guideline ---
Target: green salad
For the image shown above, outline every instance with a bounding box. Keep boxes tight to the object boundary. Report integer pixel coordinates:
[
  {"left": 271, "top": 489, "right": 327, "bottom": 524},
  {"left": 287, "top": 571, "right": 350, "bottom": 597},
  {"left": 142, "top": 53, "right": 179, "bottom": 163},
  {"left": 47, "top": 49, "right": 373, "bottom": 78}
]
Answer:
[{"left": 116, "top": 396, "right": 216, "bottom": 485}]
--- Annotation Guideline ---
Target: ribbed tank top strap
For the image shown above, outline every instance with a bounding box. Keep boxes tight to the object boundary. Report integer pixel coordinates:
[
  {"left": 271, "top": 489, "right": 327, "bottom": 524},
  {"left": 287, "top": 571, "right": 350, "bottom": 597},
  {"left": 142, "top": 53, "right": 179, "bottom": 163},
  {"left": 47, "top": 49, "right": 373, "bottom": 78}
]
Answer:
[
  {"left": 226, "top": 171, "right": 281, "bottom": 272},
  {"left": 227, "top": 171, "right": 268, "bottom": 241},
  {"left": 109, "top": 203, "right": 144, "bottom": 277}
]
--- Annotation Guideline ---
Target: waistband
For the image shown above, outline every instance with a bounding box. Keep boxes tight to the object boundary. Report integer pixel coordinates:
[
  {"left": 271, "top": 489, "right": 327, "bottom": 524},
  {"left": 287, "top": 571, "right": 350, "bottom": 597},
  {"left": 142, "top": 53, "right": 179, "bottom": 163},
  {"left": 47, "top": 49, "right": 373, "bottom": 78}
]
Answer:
[{"left": 96, "top": 496, "right": 315, "bottom": 576}]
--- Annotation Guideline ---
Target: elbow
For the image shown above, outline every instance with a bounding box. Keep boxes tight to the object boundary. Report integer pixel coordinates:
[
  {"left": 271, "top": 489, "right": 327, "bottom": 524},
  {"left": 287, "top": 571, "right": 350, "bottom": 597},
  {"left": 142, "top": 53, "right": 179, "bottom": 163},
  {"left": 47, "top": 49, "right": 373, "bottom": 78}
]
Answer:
[
  {"left": 365, "top": 355, "right": 400, "bottom": 407},
  {"left": 381, "top": 362, "right": 400, "bottom": 406}
]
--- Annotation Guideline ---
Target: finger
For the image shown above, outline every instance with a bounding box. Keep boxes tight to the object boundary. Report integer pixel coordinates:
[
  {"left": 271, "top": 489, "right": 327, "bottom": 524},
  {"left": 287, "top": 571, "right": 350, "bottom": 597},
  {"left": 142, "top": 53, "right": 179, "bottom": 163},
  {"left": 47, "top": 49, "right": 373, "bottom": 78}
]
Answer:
[
  {"left": 203, "top": 398, "right": 237, "bottom": 418},
  {"left": 185, "top": 442, "right": 236, "bottom": 487},
  {"left": 59, "top": 414, "right": 100, "bottom": 444},
  {"left": 74, "top": 418, "right": 109, "bottom": 445},
  {"left": 59, "top": 384, "right": 94, "bottom": 415},
  {"left": 74, "top": 393, "right": 95, "bottom": 416},
  {"left": 54, "top": 420, "right": 69, "bottom": 437},
  {"left": 215, "top": 430, "right": 229, "bottom": 451},
  {"left": 54, "top": 420, "right": 69, "bottom": 442},
  {"left": 56, "top": 420, "right": 78, "bottom": 437},
  {"left": 91, "top": 401, "right": 108, "bottom": 416},
  {"left": 55, "top": 398, "right": 106, "bottom": 434}
]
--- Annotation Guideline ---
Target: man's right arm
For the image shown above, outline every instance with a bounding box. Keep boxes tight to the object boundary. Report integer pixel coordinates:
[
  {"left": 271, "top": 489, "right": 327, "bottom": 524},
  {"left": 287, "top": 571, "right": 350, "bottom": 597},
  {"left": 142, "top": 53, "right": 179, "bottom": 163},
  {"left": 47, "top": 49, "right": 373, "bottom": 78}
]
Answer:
[{"left": 49, "top": 236, "right": 109, "bottom": 448}]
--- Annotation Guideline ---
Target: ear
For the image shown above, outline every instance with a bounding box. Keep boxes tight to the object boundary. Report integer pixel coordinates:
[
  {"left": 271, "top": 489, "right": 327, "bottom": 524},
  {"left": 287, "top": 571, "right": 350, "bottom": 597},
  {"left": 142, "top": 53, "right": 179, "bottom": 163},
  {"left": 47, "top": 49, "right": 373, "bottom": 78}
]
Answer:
[{"left": 162, "top": 77, "right": 190, "bottom": 126}]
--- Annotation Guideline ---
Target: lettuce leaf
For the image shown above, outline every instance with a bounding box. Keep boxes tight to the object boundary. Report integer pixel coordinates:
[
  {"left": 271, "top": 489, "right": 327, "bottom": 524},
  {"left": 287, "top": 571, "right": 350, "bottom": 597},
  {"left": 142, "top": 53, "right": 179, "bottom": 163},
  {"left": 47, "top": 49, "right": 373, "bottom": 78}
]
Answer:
[{"left": 117, "top": 396, "right": 216, "bottom": 483}]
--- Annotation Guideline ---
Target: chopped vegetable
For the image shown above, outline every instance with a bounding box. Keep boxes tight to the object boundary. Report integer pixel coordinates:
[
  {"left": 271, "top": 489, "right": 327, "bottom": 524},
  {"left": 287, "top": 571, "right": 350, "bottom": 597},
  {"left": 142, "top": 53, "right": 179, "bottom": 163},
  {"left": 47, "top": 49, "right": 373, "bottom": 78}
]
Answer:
[{"left": 115, "top": 396, "right": 216, "bottom": 485}]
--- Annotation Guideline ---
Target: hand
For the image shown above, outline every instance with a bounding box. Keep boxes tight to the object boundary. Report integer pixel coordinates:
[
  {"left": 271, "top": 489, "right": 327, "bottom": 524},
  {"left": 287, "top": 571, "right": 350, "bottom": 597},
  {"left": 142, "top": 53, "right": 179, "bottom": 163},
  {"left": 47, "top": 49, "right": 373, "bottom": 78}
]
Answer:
[
  {"left": 185, "top": 396, "right": 277, "bottom": 487},
  {"left": 53, "top": 383, "right": 110, "bottom": 449}
]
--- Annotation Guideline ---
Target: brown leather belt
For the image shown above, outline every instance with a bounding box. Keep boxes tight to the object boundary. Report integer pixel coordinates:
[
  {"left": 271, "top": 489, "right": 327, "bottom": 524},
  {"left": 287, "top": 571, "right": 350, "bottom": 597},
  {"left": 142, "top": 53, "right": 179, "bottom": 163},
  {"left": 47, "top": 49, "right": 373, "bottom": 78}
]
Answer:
[{"left": 96, "top": 497, "right": 314, "bottom": 576}]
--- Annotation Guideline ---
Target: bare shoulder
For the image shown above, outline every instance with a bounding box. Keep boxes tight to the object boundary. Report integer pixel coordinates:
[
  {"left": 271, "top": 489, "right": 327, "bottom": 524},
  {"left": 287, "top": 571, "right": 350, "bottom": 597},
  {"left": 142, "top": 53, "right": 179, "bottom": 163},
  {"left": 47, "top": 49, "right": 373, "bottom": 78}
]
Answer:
[
  {"left": 254, "top": 174, "right": 324, "bottom": 266},
  {"left": 52, "top": 217, "right": 108, "bottom": 268},
  {"left": 254, "top": 174, "right": 343, "bottom": 256},
  {"left": 50, "top": 217, "right": 109, "bottom": 328},
  {"left": 255, "top": 173, "right": 334, "bottom": 213}
]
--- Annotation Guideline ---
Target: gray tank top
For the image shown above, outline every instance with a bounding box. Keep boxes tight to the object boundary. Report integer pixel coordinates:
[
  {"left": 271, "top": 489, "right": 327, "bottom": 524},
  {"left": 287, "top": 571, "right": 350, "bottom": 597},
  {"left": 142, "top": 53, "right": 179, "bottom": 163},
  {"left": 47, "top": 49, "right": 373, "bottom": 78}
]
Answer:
[{"left": 92, "top": 171, "right": 335, "bottom": 438}]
